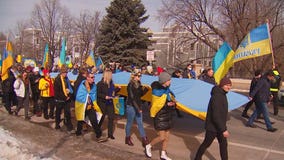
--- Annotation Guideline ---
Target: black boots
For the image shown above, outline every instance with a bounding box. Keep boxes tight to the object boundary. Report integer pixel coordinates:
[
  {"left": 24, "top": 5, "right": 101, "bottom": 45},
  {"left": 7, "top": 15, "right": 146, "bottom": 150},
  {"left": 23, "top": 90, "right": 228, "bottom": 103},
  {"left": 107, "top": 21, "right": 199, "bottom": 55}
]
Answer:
[{"left": 125, "top": 136, "right": 134, "bottom": 146}]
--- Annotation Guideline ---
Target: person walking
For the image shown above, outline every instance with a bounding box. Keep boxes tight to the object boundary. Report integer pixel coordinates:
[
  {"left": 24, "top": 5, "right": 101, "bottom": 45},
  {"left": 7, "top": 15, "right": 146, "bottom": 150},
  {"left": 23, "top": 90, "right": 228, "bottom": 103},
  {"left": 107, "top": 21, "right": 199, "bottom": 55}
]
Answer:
[
  {"left": 242, "top": 69, "right": 262, "bottom": 118},
  {"left": 97, "top": 70, "right": 120, "bottom": 140},
  {"left": 194, "top": 77, "right": 232, "bottom": 160},
  {"left": 54, "top": 65, "right": 74, "bottom": 131},
  {"left": 39, "top": 69, "right": 55, "bottom": 120},
  {"left": 145, "top": 72, "right": 176, "bottom": 160},
  {"left": 270, "top": 65, "right": 281, "bottom": 115},
  {"left": 2, "top": 66, "right": 17, "bottom": 114},
  {"left": 75, "top": 72, "right": 107, "bottom": 142},
  {"left": 14, "top": 71, "right": 31, "bottom": 120},
  {"left": 125, "top": 71, "right": 149, "bottom": 147},
  {"left": 29, "top": 67, "right": 42, "bottom": 116},
  {"left": 246, "top": 70, "right": 277, "bottom": 132}
]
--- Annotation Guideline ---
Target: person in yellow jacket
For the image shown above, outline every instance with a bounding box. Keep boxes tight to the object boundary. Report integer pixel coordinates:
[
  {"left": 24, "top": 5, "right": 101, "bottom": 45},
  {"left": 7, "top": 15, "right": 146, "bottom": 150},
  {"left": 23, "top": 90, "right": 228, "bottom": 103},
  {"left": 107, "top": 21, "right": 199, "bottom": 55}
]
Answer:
[
  {"left": 270, "top": 65, "right": 281, "bottom": 115},
  {"left": 39, "top": 69, "right": 55, "bottom": 120}
]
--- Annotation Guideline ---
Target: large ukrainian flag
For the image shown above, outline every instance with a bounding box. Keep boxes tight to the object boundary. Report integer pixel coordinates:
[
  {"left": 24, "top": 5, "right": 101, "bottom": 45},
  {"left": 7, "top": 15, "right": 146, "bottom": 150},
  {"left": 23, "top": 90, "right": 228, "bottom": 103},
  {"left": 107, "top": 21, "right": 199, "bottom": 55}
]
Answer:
[
  {"left": 212, "top": 42, "right": 235, "bottom": 84},
  {"left": 234, "top": 23, "right": 272, "bottom": 63}
]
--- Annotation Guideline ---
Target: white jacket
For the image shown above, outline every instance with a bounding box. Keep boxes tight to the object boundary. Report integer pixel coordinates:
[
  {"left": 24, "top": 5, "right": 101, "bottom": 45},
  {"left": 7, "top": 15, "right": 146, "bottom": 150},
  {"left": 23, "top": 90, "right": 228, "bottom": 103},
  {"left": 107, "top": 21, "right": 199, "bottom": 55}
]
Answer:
[{"left": 14, "top": 78, "right": 25, "bottom": 98}]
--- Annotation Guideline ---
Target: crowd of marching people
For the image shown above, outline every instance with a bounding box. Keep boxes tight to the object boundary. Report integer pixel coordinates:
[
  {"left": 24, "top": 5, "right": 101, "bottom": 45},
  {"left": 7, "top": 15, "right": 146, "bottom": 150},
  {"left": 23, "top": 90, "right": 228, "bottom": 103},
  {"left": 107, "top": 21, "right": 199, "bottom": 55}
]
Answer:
[{"left": 0, "top": 61, "right": 281, "bottom": 160}]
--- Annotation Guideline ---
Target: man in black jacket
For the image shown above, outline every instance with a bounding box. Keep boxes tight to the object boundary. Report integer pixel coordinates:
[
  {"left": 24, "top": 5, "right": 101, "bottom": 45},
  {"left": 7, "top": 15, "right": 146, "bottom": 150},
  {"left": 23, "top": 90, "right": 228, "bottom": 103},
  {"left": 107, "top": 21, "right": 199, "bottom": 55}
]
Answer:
[
  {"left": 242, "top": 69, "right": 262, "bottom": 118},
  {"left": 194, "top": 77, "right": 232, "bottom": 160},
  {"left": 246, "top": 70, "right": 277, "bottom": 132},
  {"left": 54, "top": 65, "right": 73, "bottom": 131}
]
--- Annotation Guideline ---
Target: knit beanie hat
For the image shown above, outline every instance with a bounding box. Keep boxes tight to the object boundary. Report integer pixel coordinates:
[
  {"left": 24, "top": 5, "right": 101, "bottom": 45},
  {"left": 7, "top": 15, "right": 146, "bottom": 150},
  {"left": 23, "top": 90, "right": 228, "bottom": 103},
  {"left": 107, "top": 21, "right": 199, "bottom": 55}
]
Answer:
[
  {"left": 159, "top": 72, "right": 171, "bottom": 84},
  {"left": 219, "top": 77, "right": 232, "bottom": 87}
]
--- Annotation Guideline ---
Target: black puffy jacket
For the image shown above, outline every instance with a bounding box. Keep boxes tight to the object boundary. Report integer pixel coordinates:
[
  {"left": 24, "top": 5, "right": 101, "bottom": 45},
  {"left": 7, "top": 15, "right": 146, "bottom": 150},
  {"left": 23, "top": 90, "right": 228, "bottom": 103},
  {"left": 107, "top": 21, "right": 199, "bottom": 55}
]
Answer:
[{"left": 151, "top": 81, "right": 174, "bottom": 131}]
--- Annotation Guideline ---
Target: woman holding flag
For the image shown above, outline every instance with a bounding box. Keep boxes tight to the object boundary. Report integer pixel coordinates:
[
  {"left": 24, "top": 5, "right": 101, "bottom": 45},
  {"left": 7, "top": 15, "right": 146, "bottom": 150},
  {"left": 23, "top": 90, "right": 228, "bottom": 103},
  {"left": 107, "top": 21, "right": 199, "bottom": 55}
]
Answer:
[{"left": 97, "top": 69, "right": 120, "bottom": 140}]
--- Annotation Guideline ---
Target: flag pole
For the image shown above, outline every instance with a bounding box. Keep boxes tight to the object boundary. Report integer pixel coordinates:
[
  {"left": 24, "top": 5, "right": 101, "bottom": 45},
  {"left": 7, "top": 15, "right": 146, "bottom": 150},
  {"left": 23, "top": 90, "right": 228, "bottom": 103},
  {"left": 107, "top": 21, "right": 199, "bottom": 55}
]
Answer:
[{"left": 266, "top": 19, "right": 275, "bottom": 67}]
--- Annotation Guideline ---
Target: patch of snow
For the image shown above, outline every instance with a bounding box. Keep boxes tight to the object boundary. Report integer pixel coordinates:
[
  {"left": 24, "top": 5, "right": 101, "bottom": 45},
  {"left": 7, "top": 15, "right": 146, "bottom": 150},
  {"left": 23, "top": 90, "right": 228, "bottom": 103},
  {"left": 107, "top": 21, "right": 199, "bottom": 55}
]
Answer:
[{"left": 0, "top": 127, "right": 53, "bottom": 160}]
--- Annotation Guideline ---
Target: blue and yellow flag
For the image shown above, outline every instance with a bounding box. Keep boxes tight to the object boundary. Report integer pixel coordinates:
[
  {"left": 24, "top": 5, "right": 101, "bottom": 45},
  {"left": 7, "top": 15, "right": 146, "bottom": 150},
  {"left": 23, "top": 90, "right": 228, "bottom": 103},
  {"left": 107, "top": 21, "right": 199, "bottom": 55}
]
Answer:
[
  {"left": 234, "top": 23, "right": 272, "bottom": 63},
  {"left": 212, "top": 42, "right": 235, "bottom": 84},
  {"left": 1, "top": 42, "right": 14, "bottom": 81},
  {"left": 96, "top": 56, "right": 104, "bottom": 68},
  {"left": 113, "top": 97, "right": 125, "bottom": 115},
  {"left": 58, "top": 38, "right": 66, "bottom": 67},
  {"left": 42, "top": 43, "right": 49, "bottom": 69},
  {"left": 85, "top": 50, "right": 96, "bottom": 67}
]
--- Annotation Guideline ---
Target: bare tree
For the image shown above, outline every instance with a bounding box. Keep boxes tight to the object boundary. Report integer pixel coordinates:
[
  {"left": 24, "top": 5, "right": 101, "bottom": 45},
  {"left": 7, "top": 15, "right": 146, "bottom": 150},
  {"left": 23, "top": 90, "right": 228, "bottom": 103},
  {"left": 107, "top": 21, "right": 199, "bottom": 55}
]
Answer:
[
  {"left": 73, "top": 10, "right": 101, "bottom": 64},
  {"left": 158, "top": 0, "right": 284, "bottom": 77},
  {"left": 31, "top": 0, "right": 72, "bottom": 67},
  {"left": 13, "top": 21, "right": 29, "bottom": 58}
]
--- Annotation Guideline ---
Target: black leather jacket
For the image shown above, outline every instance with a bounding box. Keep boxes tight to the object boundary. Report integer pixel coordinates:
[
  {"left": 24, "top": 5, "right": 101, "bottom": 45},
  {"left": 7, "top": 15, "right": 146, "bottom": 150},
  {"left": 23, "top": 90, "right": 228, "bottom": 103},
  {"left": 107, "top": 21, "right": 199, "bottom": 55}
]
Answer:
[{"left": 126, "top": 80, "right": 148, "bottom": 113}]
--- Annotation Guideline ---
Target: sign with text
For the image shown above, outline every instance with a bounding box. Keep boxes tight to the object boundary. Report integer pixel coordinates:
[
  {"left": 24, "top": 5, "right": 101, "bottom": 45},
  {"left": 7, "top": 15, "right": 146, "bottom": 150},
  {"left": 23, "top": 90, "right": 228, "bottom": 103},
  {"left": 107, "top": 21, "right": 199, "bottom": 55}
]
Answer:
[{"left": 146, "top": 51, "right": 155, "bottom": 61}]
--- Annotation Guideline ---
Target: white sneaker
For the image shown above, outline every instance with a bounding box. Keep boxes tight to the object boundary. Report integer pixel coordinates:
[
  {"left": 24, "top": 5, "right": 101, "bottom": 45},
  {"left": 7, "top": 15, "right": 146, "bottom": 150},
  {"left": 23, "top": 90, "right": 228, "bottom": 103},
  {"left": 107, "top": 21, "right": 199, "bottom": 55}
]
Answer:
[
  {"left": 161, "top": 150, "right": 172, "bottom": 160},
  {"left": 145, "top": 144, "right": 152, "bottom": 158}
]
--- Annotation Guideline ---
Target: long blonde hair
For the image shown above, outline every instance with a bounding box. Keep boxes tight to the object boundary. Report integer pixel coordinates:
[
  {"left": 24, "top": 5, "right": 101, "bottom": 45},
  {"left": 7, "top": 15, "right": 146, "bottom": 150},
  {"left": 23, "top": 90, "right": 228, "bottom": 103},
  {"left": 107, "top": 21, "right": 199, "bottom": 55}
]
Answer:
[{"left": 102, "top": 70, "right": 113, "bottom": 87}]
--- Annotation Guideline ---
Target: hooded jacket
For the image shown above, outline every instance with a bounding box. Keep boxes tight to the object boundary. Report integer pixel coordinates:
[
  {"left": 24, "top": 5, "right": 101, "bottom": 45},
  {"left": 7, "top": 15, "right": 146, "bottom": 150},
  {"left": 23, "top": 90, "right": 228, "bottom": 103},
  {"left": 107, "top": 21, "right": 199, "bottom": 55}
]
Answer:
[{"left": 205, "top": 86, "right": 228, "bottom": 133}]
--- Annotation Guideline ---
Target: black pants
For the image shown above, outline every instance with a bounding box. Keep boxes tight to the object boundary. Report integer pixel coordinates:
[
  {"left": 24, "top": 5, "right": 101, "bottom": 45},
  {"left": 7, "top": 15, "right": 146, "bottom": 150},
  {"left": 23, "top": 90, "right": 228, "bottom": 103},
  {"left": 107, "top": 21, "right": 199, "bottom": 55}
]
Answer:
[
  {"left": 195, "top": 130, "right": 228, "bottom": 160},
  {"left": 3, "top": 92, "right": 13, "bottom": 114},
  {"left": 32, "top": 92, "right": 40, "bottom": 113},
  {"left": 3, "top": 91, "right": 17, "bottom": 114},
  {"left": 41, "top": 97, "right": 55, "bottom": 118},
  {"left": 243, "top": 99, "right": 254, "bottom": 114},
  {"left": 76, "top": 108, "right": 102, "bottom": 138},
  {"left": 99, "top": 104, "right": 115, "bottom": 137},
  {"left": 55, "top": 100, "right": 73, "bottom": 130},
  {"left": 271, "top": 91, "right": 279, "bottom": 115}
]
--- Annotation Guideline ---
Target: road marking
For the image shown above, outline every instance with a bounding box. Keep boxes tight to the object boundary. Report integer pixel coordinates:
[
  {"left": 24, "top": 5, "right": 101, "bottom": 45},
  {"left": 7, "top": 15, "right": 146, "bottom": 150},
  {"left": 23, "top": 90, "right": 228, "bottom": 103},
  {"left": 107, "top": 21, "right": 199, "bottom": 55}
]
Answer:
[{"left": 193, "top": 134, "right": 284, "bottom": 155}]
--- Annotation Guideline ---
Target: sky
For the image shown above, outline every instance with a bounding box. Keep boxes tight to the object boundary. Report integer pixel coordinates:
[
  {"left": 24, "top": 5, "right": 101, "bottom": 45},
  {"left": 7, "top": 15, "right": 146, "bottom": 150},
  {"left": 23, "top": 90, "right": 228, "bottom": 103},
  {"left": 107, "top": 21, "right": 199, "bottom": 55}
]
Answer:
[{"left": 0, "top": 0, "right": 164, "bottom": 33}]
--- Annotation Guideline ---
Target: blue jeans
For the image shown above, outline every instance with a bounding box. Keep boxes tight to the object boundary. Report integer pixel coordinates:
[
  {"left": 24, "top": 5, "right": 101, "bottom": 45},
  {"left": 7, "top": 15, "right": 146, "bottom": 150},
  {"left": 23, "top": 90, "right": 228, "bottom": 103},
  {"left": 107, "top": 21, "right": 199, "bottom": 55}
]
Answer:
[
  {"left": 125, "top": 105, "right": 146, "bottom": 137},
  {"left": 248, "top": 101, "right": 273, "bottom": 129}
]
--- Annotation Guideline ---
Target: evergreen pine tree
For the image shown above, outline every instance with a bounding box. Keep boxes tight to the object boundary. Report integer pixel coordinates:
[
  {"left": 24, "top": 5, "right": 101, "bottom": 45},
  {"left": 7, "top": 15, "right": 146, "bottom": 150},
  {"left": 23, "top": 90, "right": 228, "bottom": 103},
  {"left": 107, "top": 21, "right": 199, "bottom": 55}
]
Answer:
[{"left": 97, "top": 0, "right": 152, "bottom": 66}]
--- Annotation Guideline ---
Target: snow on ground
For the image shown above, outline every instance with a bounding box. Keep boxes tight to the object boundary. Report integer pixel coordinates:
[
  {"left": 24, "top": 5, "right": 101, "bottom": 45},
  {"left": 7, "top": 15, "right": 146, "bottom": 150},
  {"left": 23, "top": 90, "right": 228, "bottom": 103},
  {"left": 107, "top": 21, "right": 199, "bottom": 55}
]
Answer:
[{"left": 0, "top": 127, "right": 53, "bottom": 160}]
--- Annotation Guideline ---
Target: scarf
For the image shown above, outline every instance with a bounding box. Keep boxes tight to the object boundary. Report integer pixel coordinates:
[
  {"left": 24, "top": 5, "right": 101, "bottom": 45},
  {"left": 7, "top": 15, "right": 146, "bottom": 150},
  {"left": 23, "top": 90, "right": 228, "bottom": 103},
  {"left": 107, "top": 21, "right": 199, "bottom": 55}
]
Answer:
[
  {"left": 150, "top": 86, "right": 174, "bottom": 117},
  {"left": 44, "top": 77, "right": 54, "bottom": 96},
  {"left": 60, "top": 75, "right": 73, "bottom": 97}
]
